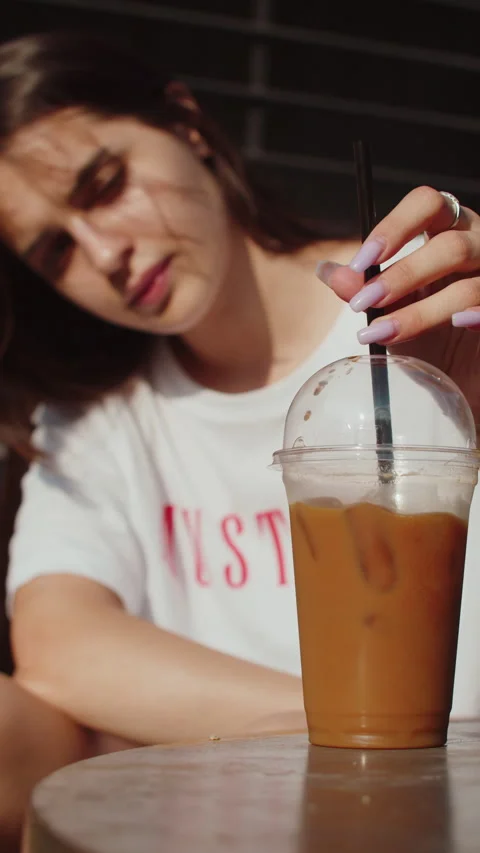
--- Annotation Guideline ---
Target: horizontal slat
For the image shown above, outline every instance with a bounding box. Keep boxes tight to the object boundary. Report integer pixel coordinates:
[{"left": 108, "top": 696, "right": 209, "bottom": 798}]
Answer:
[
  {"left": 421, "top": 0, "right": 480, "bottom": 9},
  {"left": 269, "top": 41, "right": 479, "bottom": 117},
  {"left": 250, "top": 149, "right": 480, "bottom": 196},
  {"left": 17, "top": 0, "right": 480, "bottom": 73},
  {"left": 251, "top": 161, "right": 480, "bottom": 234},
  {"left": 187, "top": 76, "right": 480, "bottom": 135},
  {"left": 263, "top": 101, "right": 480, "bottom": 182},
  {"left": 136, "top": 0, "right": 251, "bottom": 16},
  {"left": 275, "top": 0, "right": 480, "bottom": 56}
]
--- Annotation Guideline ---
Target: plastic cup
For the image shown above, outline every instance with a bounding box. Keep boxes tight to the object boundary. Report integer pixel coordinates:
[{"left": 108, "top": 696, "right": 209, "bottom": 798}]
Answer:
[{"left": 273, "top": 355, "right": 479, "bottom": 748}]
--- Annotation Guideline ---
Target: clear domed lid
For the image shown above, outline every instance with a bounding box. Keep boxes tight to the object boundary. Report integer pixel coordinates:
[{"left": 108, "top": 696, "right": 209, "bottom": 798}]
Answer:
[{"left": 278, "top": 355, "right": 476, "bottom": 456}]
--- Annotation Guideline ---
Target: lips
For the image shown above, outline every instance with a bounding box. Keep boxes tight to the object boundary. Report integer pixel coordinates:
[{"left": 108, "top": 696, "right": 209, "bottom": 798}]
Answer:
[{"left": 126, "top": 255, "right": 173, "bottom": 310}]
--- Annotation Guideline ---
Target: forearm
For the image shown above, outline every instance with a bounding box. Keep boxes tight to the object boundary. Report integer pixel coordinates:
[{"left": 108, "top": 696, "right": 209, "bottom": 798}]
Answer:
[
  {"left": 18, "top": 614, "right": 305, "bottom": 744},
  {"left": 14, "top": 581, "right": 305, "bottom": 745}
]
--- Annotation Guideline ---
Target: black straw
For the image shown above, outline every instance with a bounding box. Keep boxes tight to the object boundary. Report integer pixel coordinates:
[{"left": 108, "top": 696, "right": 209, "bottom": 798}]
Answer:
[{"left": 353, "top": 141, "right": 394, "bottom": 478}]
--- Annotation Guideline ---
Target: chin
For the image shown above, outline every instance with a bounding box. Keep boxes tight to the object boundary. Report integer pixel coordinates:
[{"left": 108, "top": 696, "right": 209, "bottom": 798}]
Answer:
[
  {"left": 149, "top": 282, "right": 222, "bottom": 337},
  {"left": 150, "top": 310, "right": 209, "bottom": 336}
]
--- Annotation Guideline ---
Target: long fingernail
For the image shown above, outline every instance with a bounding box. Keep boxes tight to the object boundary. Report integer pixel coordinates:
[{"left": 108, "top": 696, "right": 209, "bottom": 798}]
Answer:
[
  {"left": 349, "top": 279, "right": 387, "bottom": 313},
  {"left": 316, "top": 261, "right": 342, "bottom": 286},
  {"left": 357, "top": 318, "right": 400, "bottom": 345},
  {"left": 452, "top": 310, "right": 480, "bottom": 328},
  {"left": 349, "top": 237, "right": 386, "bottom": 273}
]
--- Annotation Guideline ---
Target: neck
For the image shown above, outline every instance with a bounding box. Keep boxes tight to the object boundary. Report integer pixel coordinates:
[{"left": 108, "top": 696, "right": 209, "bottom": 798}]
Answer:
[{"left": 173, "top": 229, "right": 359, "bottom": 392}]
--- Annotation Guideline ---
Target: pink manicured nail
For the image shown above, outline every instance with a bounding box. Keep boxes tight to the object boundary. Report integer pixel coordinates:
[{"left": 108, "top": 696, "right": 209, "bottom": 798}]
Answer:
[
  {"left": 316, "top": 261, "right": 342, "bottom": 286},
  {"left": 349, "top": 237, "right": 386, "bottom": 273},
  {"left": 349, "top": 279, "right": 386, "bottom": 313},
  {"left": 452, "top": 310, "right": 480, "bottom": 328},
  {"left": 357, "top": 318, "right": 400, "bottom": 345}
]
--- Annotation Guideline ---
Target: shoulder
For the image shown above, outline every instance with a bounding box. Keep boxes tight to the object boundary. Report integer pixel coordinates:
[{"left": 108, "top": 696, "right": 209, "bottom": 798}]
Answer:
[
  {"left": 33, "top": 376, "right": 154, "bottom": 458},
  {"left": 32, "top": 341, "right": 175, "bottom": 462}
]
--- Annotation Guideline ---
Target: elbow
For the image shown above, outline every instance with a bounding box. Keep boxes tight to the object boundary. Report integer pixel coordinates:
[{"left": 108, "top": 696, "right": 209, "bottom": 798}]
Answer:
[
  {"left": 12, "top": 624, "right": 77, "bottom": 713},
  {"left": 10, "top": 575, "right": 124, "bottom": 714}
]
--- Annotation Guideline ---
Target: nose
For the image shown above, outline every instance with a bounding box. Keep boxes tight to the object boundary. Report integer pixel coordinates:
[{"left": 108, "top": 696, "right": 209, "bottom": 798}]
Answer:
[{"left": 69, "top": 215, "right": 132, "bottom": 276}]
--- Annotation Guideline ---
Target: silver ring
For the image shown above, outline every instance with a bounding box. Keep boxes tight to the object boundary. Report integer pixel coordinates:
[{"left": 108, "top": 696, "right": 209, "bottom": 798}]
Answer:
[{"left": 440, "top": 191, "right": 462, "bottom": 229}]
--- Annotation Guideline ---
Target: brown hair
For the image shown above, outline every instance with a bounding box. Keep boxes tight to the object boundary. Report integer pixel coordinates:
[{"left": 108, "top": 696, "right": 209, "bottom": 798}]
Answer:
[{"left": 0, "top": 31, "right": 326, "bottom": 455}]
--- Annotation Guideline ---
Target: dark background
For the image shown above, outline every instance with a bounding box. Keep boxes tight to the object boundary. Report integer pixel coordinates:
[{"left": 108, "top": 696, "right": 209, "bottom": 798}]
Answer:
[
  {"left": 2, "top": 0, "right": 480, "bottom": 231},
  {"left": 0, "top": 0, "right": 479, "bottom": 672}
]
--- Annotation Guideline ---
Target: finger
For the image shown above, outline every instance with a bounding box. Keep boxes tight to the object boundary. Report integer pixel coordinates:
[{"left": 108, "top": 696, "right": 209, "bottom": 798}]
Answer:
[
  {"left": 348, "top": 229, "right": 479, "bottom": 313},
  {"left": 315, "top": 261, "right": 364, "bottom": 302},
  {"left": 356, "top": 277, "right": 480, "bottom": 346},
  {"left": 348, "top": 186, "right": 475, "bottom": 274}
]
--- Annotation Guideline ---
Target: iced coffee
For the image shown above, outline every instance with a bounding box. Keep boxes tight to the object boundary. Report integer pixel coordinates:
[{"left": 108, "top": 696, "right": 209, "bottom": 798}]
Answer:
[
  {"left": 274, "top": 354, "right": 479, "bottom": 749},
  {"left": 289, "top": 500, "right": 468, "bottom": 748}
]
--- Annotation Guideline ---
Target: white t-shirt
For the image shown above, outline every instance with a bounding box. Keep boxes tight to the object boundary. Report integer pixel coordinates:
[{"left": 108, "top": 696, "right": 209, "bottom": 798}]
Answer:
[{"left": 7, "top": 305, "right": 480, "bottom": 717}]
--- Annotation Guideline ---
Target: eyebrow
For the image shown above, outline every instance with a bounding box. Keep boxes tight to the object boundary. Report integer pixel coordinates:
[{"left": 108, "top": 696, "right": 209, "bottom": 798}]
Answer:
[{"left": 21, "top": 147, "right": 110, "bottom": 262}]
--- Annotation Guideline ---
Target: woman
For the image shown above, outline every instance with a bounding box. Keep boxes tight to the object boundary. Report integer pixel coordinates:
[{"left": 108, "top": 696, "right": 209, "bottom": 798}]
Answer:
[{"left": 1, "top": 28, "right": 480, "bottom": 841}]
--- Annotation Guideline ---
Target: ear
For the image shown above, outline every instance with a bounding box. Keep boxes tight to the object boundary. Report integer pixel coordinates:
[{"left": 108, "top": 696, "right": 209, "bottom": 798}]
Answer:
[
  {"left": 164, "top": 81, "right": 200, "bottom": 114},
  {"left": 164, "top": 81, "right": 212, "bottom": 160}
]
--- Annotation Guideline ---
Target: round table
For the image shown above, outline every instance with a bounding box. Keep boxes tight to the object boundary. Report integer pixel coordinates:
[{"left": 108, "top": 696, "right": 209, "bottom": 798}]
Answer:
[{"left": 26, "top": 720, "right": 480, "bottom": 853}]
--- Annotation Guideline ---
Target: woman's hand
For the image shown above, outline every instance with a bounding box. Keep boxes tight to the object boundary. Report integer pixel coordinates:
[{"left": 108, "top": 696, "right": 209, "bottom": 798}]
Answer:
[{"left": 316, "top": 185, "right": 480, "bottom": 427}]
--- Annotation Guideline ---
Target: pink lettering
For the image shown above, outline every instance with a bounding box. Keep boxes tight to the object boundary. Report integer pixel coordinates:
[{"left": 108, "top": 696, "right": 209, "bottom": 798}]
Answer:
[
  {"left": 182, "top": 509, "right": 209, "bottom": 586},
  {"left": 162, "top": 504, "right": 177, "bottom": 576},
  {"left": 256, "top": 510, "right": 288, "bottom": 585},
  {"left": 222, "top": 514, "right": 249, "bottom": 588}
]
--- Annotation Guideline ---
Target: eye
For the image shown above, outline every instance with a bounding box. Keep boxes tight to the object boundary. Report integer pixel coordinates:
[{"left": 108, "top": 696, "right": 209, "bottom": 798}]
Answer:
[
  {"left": 41, "top": 231, "right": 74, "bottom": 280},
  {"left": 89, "top": 157, "right": 127, "bottom": 207}
]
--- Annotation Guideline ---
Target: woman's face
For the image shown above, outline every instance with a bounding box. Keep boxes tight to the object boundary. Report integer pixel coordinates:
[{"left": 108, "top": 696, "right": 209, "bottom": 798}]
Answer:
[{"left": 0, "top": 109, "right": 233, "bottom": 334}]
